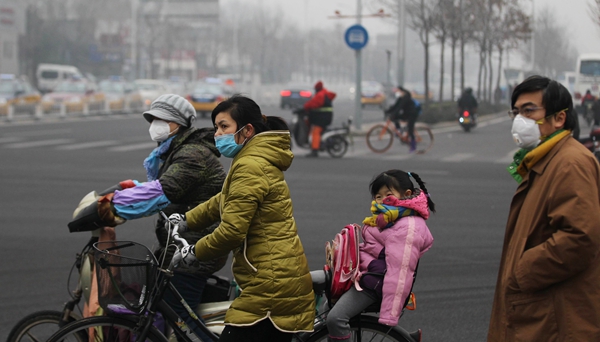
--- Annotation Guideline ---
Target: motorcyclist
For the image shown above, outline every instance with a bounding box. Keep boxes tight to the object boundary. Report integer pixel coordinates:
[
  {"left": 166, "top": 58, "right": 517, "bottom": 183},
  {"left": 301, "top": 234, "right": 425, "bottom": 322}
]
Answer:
[
  {"left": 582, "top": 89, "right": 595, "bottom": 106},
  {"left": 302, "top": 80, "right": 337, "bottom": 158},
  {"left": 384, "top": 86, "right": 419, "bottom": 153},
  {"left": 457, "top": 87, "right": 478, "bottom": 124}
]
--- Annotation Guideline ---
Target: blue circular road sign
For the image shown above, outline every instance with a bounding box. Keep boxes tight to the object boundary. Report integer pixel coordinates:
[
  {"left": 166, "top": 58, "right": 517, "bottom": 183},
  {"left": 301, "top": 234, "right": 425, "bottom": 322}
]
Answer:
[{"left": 344, "top": 24, "right": 369, "bottom": 50}]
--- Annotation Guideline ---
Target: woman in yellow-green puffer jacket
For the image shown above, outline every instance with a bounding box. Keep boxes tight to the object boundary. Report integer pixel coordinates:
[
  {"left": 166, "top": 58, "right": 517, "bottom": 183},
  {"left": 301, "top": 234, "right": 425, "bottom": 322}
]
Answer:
[{"left": 175, "top": 95, "right": 314, "bottom": 342}]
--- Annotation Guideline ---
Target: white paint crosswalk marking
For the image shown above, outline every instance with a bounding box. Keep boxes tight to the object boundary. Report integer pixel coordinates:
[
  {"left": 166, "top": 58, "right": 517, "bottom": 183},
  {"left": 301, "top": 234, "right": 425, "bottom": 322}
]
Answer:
[
  {"left": 5, "top": 139, "right": 73, "bottom": 148},
  {"left": 109, "top": 142, "right": 156, "bottom": 152},
  {"left": 0, "top": 137, "right": 24, "bottom": 143},
  {"left": 56, "top": 141, "right": 120, "bottom": 150},
  {"left": 441, "top": 153, "right": 474, "bottom": 162}
]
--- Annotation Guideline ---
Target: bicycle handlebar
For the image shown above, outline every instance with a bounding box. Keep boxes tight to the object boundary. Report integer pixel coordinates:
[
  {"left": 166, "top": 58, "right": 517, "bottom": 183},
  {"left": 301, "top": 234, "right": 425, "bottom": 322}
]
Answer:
[{"left": 160, "top": 211, "right": 189, "bottom": 248}]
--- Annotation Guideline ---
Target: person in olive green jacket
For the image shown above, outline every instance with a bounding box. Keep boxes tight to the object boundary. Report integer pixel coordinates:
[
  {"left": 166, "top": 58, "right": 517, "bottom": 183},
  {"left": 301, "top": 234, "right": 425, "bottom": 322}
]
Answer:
[{"left": 168, "top": 95, "right": 315, "bottom": 342}]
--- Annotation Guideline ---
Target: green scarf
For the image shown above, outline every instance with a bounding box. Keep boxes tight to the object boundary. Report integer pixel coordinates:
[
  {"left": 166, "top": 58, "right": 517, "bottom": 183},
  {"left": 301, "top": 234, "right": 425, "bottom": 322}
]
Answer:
[{"left": 507, "top": 129, "right": 570, "bottom": 183}]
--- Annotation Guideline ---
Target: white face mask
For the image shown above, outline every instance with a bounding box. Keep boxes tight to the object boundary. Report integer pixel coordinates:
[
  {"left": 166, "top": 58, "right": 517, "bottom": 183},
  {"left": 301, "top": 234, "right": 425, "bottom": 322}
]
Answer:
[
  {"left": 149, "top": 120, "right": 174, "bottom": 142},
  {"left": 511, "top": 114, "right": 541, "bottom": 150}
]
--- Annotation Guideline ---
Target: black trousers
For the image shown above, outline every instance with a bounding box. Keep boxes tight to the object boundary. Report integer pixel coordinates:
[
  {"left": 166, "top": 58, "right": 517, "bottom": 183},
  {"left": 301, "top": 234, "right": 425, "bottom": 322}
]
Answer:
[{"left": 218, "top": 319, "right": 294, "bottom": 342}]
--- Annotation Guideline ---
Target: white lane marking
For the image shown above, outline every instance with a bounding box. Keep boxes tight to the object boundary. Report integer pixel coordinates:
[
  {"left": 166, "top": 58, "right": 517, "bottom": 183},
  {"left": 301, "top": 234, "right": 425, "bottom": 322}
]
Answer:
[
  {"left": 441, "top": 153, "right": 474, "bottom": 162},
  {"left": 109, "top": 142, "right": 156, "bottom": 152},
  {"left": 2, "top": 128, "right": 73, "bottom": 137},
  {"left": 0, "top": 137, "right": 24, "bottom": 143},
  {"left": 5, "top": 139, "right": 73, "bottom": 148},
  {"left": 495, "top": 148, "right": 519, "bottom": 164},
  {"left": 56, "top": 141, "right": 120, "bottom": 150}
]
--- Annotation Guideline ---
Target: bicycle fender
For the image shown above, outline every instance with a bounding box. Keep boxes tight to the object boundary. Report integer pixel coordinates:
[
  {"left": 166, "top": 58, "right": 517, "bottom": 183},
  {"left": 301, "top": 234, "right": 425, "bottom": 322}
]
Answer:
[{"left": 349, "top": 315, "right": 420, "bottom": 342}]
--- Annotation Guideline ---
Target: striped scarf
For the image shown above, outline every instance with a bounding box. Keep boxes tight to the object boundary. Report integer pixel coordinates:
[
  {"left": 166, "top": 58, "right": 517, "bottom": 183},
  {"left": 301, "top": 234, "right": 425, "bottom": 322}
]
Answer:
[{"left": 363, "top": 198, "right": 416, "bottom": 229}]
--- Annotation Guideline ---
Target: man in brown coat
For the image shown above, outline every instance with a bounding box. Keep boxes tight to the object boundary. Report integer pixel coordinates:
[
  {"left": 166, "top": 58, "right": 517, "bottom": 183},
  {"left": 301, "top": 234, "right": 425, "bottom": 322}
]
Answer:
[{"left": 488, "top": 75, "right": 600, "bottom": 341}]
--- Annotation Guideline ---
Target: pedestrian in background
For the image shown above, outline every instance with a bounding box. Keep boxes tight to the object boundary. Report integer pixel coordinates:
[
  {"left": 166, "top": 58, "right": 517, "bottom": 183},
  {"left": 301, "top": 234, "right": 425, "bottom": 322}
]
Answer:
[{"left": 488, "top": 75, "right": 600, "bottom": 341}]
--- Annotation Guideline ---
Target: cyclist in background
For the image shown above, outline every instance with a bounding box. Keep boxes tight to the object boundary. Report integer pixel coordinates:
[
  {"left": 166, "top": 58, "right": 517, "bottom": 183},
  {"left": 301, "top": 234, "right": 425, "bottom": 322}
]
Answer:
[
  {"left": 385, "top": 86, "right": 419, "bottom": 153},
  {"left": 303, "top": 80, "right": 337, "bottom": 158}
]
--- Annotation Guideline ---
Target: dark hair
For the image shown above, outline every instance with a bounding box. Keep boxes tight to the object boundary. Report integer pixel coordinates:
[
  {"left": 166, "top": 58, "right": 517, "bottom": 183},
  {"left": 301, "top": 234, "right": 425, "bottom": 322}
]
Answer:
[
  {"left": 398, "top": 86, "right": 413, "bottom": 100},
  {"left": 369, "top": 169, "right": 436, "bottom": 213},
  {"left": 510, "top": 75, "right": 575, "bottom": 131},
  {"left": 211, "top": 94, "right": 289, "bottom": 133}
]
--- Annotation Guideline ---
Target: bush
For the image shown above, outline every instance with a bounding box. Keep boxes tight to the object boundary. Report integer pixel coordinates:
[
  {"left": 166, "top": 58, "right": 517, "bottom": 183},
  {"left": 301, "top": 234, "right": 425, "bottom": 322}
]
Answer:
[{"left": 419, "top": 101, "right": 506, "bottom": 124}]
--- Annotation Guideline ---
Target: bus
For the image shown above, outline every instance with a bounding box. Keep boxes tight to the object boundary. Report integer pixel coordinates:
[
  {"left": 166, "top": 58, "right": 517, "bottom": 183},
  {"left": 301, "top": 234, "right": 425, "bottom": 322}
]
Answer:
[
  {"left": 557, "top": 71, "right": 577, "bottom": 97},
  {"left": 573, "top": 53, "right": 600, "bottom": 101}
]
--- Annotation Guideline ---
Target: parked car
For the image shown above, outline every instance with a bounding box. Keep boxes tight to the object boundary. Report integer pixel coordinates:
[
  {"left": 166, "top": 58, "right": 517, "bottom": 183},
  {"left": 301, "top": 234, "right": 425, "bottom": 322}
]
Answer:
[
  {"left": 98, "top": 77, "right": 144, "bottom": 112},
  {"left": 361, "top": 81, "right": 386, "bottom": 109},
  {"left": 280, "top": 84, "right": 313, "bottom": 109},
  {"left": 0, "top": 74, "right": 41, "bottom": 116},
  {"left": 41, "top": 80, "right": 104, "bottom": 113},
  {"left": 185, "top": 82, "right": 234, "bottom": 117},
  {"left": 36, "top": 63, "right": 84, "bottom": 94},
  {"left": 164, "top": 76, "right": 188, "bottom": 96},
  {"left": 134, "top": 79, "right": 169, "bottom": 108}
]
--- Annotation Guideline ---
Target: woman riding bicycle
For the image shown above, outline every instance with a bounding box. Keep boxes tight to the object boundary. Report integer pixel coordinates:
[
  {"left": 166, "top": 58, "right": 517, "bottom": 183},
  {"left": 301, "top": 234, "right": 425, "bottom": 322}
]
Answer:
[
  {"left": 385, "top": 86, "right": 419, "bottom": 153},
  {"left": 169, "top": 95, "right": 315, "bottom": 342}
]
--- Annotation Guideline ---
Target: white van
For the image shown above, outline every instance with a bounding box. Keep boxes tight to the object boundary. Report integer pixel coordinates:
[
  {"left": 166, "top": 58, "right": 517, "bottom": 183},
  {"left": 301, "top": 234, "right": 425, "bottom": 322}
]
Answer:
[{"left": 36, "top": 64, "right": 84, "bottom": 93}]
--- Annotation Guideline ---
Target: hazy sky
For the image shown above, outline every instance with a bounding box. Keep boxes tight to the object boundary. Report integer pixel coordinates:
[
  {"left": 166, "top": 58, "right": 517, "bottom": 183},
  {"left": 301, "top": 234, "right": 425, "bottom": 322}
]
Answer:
[{"left": 225, "top": 0, "right": 600, "bottom": 56}]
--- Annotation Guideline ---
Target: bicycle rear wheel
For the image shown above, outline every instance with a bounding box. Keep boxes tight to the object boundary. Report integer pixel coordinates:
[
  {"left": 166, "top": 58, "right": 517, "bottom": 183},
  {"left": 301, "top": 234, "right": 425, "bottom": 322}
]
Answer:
[
  {"left": 414, "top": 124, "right": 434, "bottom": 154},
  {"left": 301, "top": 315, "right": 417, "bottom": 342},
  {"left": 47, "top": 316, "right": 168, "bottom": 342},
  {"left": 366, "top": 124, "right": 394, "bottom": 153},
  {"left": 7, "top": 310, "right": 78, "bottom": 342}
]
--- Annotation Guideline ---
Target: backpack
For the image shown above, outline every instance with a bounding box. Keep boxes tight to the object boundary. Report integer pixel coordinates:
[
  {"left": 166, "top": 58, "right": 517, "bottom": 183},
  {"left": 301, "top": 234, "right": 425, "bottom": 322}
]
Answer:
[
  {"left": 413, "top": 99, "right": 422, "bottom": 116},
  {"left": 324, "top": 224, "right": 360, "bottom": 304}
]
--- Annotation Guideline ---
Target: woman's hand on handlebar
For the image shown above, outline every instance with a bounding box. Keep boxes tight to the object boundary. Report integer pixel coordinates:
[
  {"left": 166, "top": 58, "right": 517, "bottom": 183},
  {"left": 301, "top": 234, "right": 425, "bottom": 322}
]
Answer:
[
  {"left": 172, "top": 244, "right": 199, "bottom": 268},
  {"left": 165, "top": 213, "right": 189, "bottom": 233}
]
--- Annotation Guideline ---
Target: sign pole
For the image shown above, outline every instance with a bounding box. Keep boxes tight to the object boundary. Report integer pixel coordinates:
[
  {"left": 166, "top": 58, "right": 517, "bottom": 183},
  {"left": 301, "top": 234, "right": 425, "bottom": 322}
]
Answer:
[{"left": 355, "top": 0, "right": 363, "bottom": 131}]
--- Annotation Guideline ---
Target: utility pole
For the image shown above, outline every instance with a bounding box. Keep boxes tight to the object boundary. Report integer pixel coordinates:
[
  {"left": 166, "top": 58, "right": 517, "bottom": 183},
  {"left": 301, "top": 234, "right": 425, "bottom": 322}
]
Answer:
[
  {"left": 397, "top": 0, "right": 406, "bottom": 86},
  {"left": 530, "top": 0, "right": 535, "bottom": 72},
  {"left": 131, "top": 0, "right": 138, "bottom": 80}
]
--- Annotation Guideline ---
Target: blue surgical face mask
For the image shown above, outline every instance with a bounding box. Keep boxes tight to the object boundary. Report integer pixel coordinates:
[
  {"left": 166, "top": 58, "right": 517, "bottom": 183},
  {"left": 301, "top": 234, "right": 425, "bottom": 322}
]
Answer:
[{"left": 215, "top": 126, "right": 247, "bottom": 158}]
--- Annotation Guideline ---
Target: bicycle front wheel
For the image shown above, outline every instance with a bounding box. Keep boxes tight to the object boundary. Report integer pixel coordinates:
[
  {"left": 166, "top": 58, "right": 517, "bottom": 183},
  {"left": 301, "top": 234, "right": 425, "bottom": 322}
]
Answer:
[
  {"left": 301, "top": 315, "right": 415, "bottom": 342},
  {"left": 7, "top": 310, "right": 78, "bottom": 342},
  {"left": 414, "top": 124, "right": 434, "bottom": 154},
  {"left": 366, "top": 124, "right": 394, "bottom": 153},
  {"left": 47, "top": 316, "right": 168, "bottom": 342}
]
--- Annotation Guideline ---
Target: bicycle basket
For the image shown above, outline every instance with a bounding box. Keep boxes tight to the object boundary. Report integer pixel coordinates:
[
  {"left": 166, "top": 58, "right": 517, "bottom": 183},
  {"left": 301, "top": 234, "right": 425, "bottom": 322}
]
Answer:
[{"left": 93, "top": 241, "right": 158, "bottom": 314}]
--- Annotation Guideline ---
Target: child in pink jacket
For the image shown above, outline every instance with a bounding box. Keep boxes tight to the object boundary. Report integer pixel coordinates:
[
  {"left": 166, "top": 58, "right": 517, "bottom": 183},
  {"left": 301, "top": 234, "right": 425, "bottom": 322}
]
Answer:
[{"left": 326, "top": 169, "right": 435, "bottom": 341}]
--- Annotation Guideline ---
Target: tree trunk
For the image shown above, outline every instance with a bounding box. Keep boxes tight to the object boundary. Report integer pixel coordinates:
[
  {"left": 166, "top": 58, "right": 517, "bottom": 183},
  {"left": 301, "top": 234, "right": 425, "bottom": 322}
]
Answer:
[
  {"left": 487, "top": 41, "right": 494, "bottom": 104},
  {"left": 451, "top": 38, "right": 456, "bottom": 102},
  {"left": 439, "top": 36, "right": 445, "bottom": 104},
  {"left": 424, "top": 30, "right": 430, "bottom": 107},
  {"left": 496, "top": 46, "right": 503, "bottom": 91},
  {"left": 477, "top": 49, "right": 483, "bottom": 100}
]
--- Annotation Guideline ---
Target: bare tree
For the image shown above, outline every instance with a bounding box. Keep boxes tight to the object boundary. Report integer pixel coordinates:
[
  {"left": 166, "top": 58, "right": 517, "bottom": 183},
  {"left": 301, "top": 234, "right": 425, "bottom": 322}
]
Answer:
[
  {"left": 590, "top": 0, "right": 600, "bottom": 30},
  {"left": 431, "top": 0, "right": 451, "bottom": 103},
  {"left": 406, "top": 0, "right": 436, "bottom": 106},
  {"left": 531, "top": 6, "right": 577, "bottom": 78},
  {"left": 491, "top": 0, "right": 531, "bottom": 102}
]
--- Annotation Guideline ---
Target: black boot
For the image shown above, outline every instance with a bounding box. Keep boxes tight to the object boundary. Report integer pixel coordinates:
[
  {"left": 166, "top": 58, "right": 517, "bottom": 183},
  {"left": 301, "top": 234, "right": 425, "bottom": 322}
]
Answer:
[{"left": 306, "top": 150, "right": 319, "bottom": 158}]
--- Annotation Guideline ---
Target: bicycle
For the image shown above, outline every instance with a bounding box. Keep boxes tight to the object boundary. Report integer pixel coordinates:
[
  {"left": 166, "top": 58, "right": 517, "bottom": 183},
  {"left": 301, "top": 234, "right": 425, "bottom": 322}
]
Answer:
[
  {"left": 7, "top": 194, "right": 233, "bottom": 342},
  {"left": 366, "top": 115, "right": 434, "bottom": 154},
  {"left": 48, "top": 221, "right": 423, "bottom": 342}
]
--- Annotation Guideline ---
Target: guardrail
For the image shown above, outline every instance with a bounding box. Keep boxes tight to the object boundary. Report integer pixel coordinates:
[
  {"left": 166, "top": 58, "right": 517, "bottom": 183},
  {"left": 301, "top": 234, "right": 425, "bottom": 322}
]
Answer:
[{"left": 3, "top": 98, "right": 147, "bottom": 123}]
